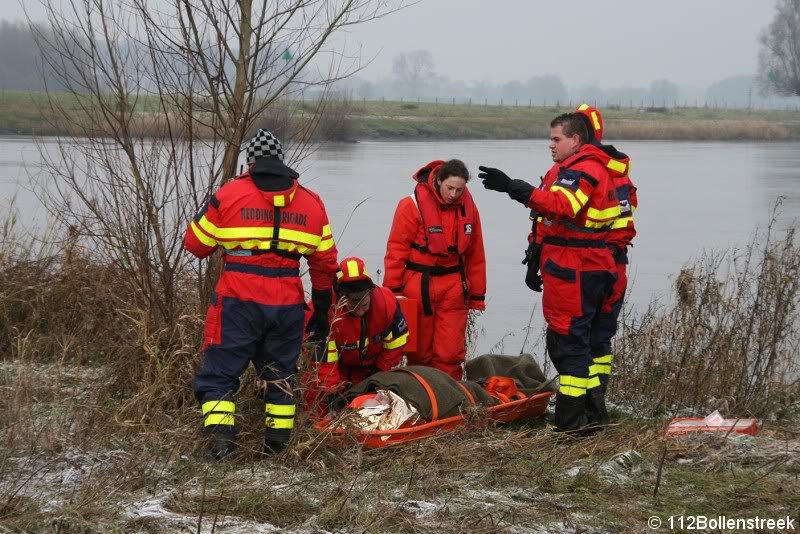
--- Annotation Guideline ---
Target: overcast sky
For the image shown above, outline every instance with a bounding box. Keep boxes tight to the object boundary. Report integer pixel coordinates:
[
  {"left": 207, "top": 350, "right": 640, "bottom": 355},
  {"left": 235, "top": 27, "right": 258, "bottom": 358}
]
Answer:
[{"left": 4, "top": 0, "right": 777, "bottom": 88}]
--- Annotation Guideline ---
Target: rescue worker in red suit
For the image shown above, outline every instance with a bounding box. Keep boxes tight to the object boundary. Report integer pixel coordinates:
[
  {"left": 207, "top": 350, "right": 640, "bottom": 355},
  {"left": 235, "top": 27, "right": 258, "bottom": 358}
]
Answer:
[
  {"left": 384, "top": 159, "right": 486, "bottom": 381},
  {"left": 479, "top": 113, "right": 621, "bottom": 432},
  {"left": 303, "top": 257, "right": 409, "bottom": 416},
  {"left": 573, "top": 105, "right": 638, "bottom": 419},
  {"left": 185, "top": 129, "right": 337, "bottom": 460}
]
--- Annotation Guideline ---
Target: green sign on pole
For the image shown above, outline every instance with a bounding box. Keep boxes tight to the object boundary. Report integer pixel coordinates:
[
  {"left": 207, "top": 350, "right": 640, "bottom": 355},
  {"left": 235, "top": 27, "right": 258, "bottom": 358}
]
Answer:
[{"left": 281, "top": 49, "right": 293, "bottom": 62}]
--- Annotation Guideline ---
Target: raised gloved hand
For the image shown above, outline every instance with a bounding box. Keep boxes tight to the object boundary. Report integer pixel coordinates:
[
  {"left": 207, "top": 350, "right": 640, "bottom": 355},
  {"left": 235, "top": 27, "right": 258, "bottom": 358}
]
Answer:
[
  {"left": 478, "top": 166, "right": 512, "bottom": 193},
  {"left": 479, "top": 166, "right": 534, "bottom": 206}
]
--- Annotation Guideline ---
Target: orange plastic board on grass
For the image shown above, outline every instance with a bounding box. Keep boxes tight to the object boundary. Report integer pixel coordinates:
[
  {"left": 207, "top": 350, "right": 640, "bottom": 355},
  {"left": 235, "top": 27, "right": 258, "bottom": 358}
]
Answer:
[
  {"left": 397, "top": 296, "right": 417, "bottom": 354},
  {"left": 666, "top": 417, "right": 759, "bottom": 437}
]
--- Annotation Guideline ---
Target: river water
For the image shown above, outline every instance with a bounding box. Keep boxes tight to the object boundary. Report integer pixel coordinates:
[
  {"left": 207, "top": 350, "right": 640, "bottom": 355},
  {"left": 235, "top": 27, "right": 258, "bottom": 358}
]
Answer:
[{"left": 2, "top": 137, "right": 799, "bottom": 354}]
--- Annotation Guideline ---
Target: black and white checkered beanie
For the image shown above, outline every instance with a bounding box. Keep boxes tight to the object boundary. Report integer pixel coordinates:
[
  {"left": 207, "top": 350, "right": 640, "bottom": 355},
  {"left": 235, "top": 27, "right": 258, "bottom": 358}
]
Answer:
[{"left": 245, "top": 129, "right": 284, "bottom": 165}]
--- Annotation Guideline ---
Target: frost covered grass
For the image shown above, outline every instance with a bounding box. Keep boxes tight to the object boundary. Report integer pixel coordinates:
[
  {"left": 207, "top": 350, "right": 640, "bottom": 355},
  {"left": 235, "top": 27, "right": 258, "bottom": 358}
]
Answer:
[
  {"left": 1, "top": 204, "right": 799, "bottom": 531},
  {"left": 0, "top": 386, "right": 798, "bottom": 533}
]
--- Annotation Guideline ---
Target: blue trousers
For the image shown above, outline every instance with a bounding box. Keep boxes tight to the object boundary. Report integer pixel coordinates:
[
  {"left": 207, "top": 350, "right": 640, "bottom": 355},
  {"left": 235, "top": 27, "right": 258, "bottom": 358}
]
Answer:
[{"left": 194, "top": 294, "right": 305, "bottom": 443}]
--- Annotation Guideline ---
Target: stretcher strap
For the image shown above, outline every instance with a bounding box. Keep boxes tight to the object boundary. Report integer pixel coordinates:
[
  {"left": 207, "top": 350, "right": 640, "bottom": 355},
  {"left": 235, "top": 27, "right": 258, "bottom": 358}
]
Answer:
[
  {"left": 397, "top": 369, "right": 439, "bottom": 421},
  {"left": 491, "top": 392, "right": 511, "bottom": 403},
  {"left": 456, "top": 382, "right": 476, "bottom": 406}
]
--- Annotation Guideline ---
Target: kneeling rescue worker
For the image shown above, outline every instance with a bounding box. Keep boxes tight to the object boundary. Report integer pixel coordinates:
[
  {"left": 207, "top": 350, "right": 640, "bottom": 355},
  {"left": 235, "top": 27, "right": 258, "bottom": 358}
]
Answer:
[
  {"left": 304, "top": 256, "right": 410, "bottom": 416},
  {"left": 479, "top": 112, "right": 622, "bottom": 433},
  {"left": 185, "top": 129, "right": 337, "bottom": 460}
]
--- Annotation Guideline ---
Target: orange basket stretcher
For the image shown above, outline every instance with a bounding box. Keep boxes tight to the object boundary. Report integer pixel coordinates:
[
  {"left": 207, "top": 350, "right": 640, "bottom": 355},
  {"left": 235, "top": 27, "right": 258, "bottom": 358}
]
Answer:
[{"left": 313, "top": 367, "right": 554, "bottom": 449}]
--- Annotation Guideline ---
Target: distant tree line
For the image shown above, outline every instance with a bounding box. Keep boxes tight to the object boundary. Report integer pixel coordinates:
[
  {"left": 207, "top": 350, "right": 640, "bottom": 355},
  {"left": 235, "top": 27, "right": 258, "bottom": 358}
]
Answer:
[
  {"left": 5, "top": 15, "right": 800, "bottom": 110},
  {"left": 336, "top": 48, "right": 800, "bottom": 110},
  {"left": 0, "top": 20, "right": 71, "bottom": 91}
]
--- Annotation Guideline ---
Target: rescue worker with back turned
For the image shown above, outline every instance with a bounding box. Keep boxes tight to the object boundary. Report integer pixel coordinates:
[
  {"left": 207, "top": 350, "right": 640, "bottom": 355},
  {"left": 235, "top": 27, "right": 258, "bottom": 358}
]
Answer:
[
  {"left": 384, "top": 159, "right": 486, "bottom": 381},
  {"left": 185, "top": 129, "right": 337, "bottom": 460},
  {"left": 478, "top": 113, "right": 620, "bottom": 433}
]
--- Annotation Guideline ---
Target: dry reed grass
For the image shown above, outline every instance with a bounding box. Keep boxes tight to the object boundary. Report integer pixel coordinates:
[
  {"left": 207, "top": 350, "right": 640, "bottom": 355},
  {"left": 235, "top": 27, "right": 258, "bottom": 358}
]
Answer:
[
  {"left": 1, "top": 201, "right": 799, "bottom": 531},
  {"left": 609, "top": 118, "right": 792, "bottom": 141},
  {"left": 614, "top": 210, "right": 800, "bottom": 420}
]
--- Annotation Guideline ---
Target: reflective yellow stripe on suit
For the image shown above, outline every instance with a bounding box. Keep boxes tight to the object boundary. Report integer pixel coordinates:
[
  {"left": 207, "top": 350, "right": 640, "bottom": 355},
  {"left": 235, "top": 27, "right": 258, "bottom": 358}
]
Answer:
[
  {"left": 383, "top": 331, "right": 409, "bottom": 350},
  {"left": 326, "top": 340, "right": 339, "bottom": 363},
  {"left": 610, "top": 216, "right": 633, "bottom": 229},
  {"left": 551, "top": 186, "right": 582, "bottom": 216},
  {"left": 558, "top": 375, "right": 604, "bottom": 396},
  {"left": 589, "top": 354, "right": 613, "bottom": 376},
  {"left": 197, "top": 217, "right": 324, "bottom": 250},
  {"left": 191, "top": 220, "right": 218, "bottom": 247},
  {"left": 265, "top": 403, "right": 296, "bottom": 429},
  {"left": 607, "top": 159, "right": 627, "bottom": 174},
  {"left": 202, "top": 400, "right": 235, "bottom": 427},
  {"left": 587, "top": 205, "right": 621, "bottom": 222}
]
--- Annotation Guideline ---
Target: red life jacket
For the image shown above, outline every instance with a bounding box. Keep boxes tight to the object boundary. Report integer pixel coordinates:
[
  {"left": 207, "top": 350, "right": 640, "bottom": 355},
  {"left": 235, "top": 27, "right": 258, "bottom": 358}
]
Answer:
[
  {"left": 411, "top": 160, "right": 475, "bottom": 258},
  {"left": 536, "top": 144, "right": 620, "bottom": 245},
  {"left": 331, "top": 286, "right": 407, "bottom": 383}
]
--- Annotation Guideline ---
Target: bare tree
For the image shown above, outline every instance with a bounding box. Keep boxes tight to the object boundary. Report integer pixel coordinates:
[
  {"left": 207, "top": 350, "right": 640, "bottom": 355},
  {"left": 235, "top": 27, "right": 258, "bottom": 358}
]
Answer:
[
  {"left": 758, "top": 0, "right": 800, "bottom": 96},
  {"left": 29, "top": 0, "right": 408, "bottom": 333},
  {"left": 392, "top": 49, "right": 433, "bottom": 97}
]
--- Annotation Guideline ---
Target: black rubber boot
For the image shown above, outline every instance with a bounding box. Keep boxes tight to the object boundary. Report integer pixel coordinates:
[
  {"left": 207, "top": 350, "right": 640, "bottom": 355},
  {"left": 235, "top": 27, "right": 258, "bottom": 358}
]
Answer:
[
  {"left": 205, "top": 425, "right": 236, "bottom": 462},
  {"left": 263, "top": 430, "right": 289, "bottom": 456},
  {"left": 554, "top": 392, "right": 588, "bottom": 433},
  {"left": 585, "top": 387, "right": 610, "bottom": 429}
]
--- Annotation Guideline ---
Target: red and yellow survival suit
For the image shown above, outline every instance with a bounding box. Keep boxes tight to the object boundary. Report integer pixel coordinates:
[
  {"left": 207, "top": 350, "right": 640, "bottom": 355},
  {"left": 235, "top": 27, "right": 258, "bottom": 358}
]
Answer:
[
  {"left": 479, "top": 121, "right": 621, "bottom": 431},
  {"left": 185, "top": 154, "right": 337, "bottom": 452},
  {"left": 303, "top": 257, "right": 409, "bottom": 416},
  {"left": 573, "top": 105, "right": 638, "bottom": 402},
  {"left": 384, "top": 160, "right": 486, "bottom": 381}
]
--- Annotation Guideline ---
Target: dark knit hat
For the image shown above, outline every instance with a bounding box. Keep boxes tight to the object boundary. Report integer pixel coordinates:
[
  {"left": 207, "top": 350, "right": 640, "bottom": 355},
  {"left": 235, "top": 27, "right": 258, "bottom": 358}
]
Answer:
[{"left": 245, "top": 129, "right": 284, "bottom": 165}]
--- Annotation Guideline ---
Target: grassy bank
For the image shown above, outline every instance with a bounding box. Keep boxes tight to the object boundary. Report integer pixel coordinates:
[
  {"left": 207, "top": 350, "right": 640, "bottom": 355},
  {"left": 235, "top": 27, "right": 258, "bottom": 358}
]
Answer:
[
  {"left": 350, "top": 100, "right": 800, "bottom": 141},
  {"left": 1, "top": 196, "right": 798, "bottom": 531},
  {"left": 4, "top": 90, "right": 800, "bottom": 141}
]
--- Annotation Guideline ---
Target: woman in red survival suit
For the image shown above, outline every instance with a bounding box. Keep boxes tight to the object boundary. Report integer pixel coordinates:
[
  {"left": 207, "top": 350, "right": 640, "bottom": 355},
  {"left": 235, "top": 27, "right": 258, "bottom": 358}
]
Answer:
[
  {"left": 384, "top": 159, "right": 486, "bottom": 381},
  {"left": 302, "top": 257, "right": 409, "bottom": 416}
]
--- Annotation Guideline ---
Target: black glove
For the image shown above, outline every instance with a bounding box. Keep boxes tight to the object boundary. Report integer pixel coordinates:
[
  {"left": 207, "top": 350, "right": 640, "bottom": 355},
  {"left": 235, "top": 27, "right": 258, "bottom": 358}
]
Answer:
[
  {"left": 523, "top": 244, "right": 543, "bottom": 292},
  {"left": 478, "top": 166, "right": 534, "bottom": 207},
  {"left": 306, "top": 288, "right": 332, "bottom": 342},
  {"left": 525, "top": 263, "right": 543, "bottom": 292},
  {"left": 478, "top": 166, "right": 512, "bottom": 193},
  {"left": 508, "top": 179, "right": 535, "bottom": 207}
]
